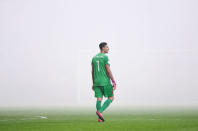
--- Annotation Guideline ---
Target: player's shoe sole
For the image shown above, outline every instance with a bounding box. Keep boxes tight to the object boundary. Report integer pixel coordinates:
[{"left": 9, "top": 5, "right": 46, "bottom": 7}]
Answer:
[{"left": 96, "top": 111, "right": 104, "bottom": 122}]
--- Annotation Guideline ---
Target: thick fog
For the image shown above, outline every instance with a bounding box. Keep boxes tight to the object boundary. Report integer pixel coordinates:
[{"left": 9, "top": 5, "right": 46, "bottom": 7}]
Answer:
[{"left": 0, "top": 0, "right": 198, "bottom": 107}]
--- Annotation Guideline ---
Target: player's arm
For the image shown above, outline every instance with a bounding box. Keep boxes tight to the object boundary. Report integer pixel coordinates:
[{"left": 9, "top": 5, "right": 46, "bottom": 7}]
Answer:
[
  {"left": 105, "top": 65, "right": 116, "bottom": 90},
  {"left": 91, "top": 64, "right": 94, "bottom": 90},
  {"left": 105, "top": 65, "right": 115, "bottom": 82}
]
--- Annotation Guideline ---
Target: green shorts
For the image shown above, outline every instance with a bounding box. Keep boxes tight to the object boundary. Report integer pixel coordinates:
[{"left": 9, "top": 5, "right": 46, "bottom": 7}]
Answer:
[{"left": 94, "top": 84, "right": 114, "bottom": 98}]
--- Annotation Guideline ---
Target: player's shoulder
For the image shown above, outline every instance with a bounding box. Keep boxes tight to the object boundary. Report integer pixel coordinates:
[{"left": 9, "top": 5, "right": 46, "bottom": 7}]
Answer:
[
  {"left": 92, "top": 54, "right": 99, "bottom": 62},
  {"left": 104, "top": 54, "right": 108, "bottom": 58},
  {"left": 103, "top": 54, "right": 109, "bottom": 60},
  {"left": 100, "top": 53, "right": 108, "bottom": 58},
  {"left": 92, "top": 53, "right": 108, "bottom": 63},
  {"left": 93, "top": 53, "right": 105, "bottom": 59}
]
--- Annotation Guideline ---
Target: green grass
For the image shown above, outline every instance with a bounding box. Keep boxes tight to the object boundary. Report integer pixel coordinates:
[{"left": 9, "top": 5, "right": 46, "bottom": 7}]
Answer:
[{"left": 0, "top": 107, "right": 198, "bottom": 131}]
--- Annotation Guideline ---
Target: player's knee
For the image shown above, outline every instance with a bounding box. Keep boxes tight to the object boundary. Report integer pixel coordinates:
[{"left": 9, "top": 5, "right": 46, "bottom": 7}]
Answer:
[
  {"left": 97, "top": 98, "right": 103, "bottom": 101},
  {"left": 109, "top": 96, "right": 114, "bottom": 101}
]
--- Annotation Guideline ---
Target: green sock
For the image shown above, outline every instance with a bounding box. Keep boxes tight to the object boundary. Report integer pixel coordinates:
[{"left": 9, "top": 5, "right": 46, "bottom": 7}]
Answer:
[
  {"left": 99, "top": 99, "right": 112, "bottom": 113},
  {"left": 96, "top": 100, "right": 102, "bottom": 111}
]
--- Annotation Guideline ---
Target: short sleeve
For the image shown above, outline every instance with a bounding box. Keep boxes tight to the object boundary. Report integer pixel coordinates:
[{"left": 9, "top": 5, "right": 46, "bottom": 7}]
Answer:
[{"left": 104, "top": 56, "right": 110, "bottom": 66}]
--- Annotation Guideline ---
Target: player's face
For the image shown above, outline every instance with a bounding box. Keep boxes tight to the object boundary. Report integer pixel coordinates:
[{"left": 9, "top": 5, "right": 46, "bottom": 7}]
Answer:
[{"left": 103, "top": 45, "right": 109, "bottom": 53}]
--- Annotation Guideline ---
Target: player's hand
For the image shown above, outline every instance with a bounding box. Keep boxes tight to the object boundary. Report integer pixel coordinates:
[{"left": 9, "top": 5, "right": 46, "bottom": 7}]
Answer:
[
  {"left": 112, "top": 80, "right": 116, "bottom": 90},
  {"left": 113, "top": 84, "right": 117, "bottom": 90}
]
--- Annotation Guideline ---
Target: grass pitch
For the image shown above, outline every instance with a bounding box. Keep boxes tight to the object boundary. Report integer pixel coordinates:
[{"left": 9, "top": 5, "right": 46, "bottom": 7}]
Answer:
[{"left": 0, "top": 107, "right": 198, "bottom": 131}]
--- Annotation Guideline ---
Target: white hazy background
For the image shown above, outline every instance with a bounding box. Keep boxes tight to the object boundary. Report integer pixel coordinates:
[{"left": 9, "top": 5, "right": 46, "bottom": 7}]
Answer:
[{"left": 0, "top": 0, "right": 198, "bottom": 107}]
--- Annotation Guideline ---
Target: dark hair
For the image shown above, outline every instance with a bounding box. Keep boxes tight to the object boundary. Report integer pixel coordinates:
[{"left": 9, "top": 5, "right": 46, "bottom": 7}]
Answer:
[{"left": 99, "top": 42, "right": 107, "bottom": 50}]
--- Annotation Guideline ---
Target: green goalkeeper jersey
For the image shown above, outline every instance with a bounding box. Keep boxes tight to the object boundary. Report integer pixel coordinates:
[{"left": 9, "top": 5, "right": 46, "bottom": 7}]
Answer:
[{"left": 92, "top": 53, "right": 111, "bottom": 86}]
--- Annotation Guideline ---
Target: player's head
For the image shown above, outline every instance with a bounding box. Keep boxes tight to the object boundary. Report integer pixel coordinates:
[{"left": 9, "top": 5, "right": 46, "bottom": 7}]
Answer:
[{"left": 99, "top": 42, "right": 109, "bottom": 53}]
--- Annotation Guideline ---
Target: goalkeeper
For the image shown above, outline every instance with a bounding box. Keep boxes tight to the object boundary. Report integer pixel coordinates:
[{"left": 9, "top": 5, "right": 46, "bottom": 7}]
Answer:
[{"left": 91, "top": 42, "right": 117, "bottom": 122}]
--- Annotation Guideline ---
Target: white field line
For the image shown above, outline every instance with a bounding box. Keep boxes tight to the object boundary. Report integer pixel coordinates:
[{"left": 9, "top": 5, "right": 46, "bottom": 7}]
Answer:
[{"left": 0, "top": 116, "right": 48, "bottom": 121}]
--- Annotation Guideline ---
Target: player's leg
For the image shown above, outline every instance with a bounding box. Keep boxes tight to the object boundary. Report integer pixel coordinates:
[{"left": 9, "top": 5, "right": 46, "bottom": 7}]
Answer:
[
  {"left": 96, "top": 97, "right": 102, "bottom": 111},
  {"left": 95, "top": 86, "right": 105, "bottom": 122},
  {"left": 99, "top": 85, "right": 114, "bottom": 113},
  {"left": 99, "top": 96, "right": 113, "bottom": 113},
  {"left": 108, "top": 96, "right": 114, "bottom": 101},
  {"left": 94, "top": 86, "right": 103, "bottom": 111},
  {"left": 96, "top": 97, "right": 104, "bottom": 122}
]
